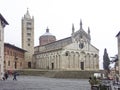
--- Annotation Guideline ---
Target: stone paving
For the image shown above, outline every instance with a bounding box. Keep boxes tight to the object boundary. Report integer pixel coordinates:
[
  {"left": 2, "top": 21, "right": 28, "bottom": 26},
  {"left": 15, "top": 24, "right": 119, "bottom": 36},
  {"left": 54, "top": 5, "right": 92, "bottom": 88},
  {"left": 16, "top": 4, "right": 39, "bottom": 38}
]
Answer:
[{"left": 0, "top": 76, "right": 91, "bottom": 90}]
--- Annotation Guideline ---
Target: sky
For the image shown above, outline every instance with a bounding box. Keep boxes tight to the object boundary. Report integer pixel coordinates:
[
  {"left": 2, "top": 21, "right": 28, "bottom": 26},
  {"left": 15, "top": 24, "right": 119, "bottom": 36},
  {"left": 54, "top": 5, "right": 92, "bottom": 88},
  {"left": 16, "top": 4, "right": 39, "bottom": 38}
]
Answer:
[{"left": 1, "top": 0, "right": 120, "bottom": 69}]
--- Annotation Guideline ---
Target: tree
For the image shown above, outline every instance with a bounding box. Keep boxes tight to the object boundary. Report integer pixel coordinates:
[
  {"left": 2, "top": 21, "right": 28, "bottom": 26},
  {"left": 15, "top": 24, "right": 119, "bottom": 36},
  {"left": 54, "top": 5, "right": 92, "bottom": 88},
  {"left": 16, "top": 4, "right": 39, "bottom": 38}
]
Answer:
[{"left": 103, "top": 48, "right": 110, "bottom": 77}]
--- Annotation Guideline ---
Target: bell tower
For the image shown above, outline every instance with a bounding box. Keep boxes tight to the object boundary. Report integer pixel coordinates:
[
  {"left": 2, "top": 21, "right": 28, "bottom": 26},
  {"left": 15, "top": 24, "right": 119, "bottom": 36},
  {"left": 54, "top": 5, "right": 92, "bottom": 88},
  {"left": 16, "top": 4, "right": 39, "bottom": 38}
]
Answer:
[{"left": 21, "top": 9, "right": 34, "bottom": 68}]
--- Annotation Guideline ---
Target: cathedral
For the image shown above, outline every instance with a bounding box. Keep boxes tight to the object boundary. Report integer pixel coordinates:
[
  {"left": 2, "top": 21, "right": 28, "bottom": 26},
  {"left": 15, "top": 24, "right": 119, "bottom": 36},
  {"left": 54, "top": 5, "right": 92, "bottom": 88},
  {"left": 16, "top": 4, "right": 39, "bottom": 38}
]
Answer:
[{"left": 33, "top": 20, "right": 99, "bottom": 70}]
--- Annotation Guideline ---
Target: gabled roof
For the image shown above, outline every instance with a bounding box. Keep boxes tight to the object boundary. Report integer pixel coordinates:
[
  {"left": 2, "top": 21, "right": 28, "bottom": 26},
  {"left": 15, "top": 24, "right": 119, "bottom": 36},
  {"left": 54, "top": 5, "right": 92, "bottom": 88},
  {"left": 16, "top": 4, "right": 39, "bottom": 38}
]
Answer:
[
  {"left": 0, "top": 13, "right": 9, "bottom": 25},
  {"left": 116, "top": 31, "right": 120, "bottom": 37},
  {"left": 4, "top": 43, "right": 27, "bottom": 52},
  {"left": 35, "top": 37, "right": 72, "bottom": 53}
]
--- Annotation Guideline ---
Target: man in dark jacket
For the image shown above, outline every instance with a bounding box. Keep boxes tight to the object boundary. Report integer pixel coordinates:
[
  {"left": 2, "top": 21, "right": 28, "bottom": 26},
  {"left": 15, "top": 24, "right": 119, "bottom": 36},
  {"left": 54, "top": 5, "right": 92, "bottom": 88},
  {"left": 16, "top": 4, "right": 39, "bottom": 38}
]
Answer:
[{"left": 13, "top": 71, "right": 17, "bottom": 80}]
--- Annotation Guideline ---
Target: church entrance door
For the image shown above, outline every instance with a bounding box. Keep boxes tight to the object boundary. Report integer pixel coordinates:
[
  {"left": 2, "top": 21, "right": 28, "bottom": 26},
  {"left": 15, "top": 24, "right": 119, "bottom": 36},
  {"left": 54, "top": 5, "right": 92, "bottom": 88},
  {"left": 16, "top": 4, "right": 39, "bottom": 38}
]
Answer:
[
  {"left": 80, "top": 62, "right": 84, "bottom": 70},
  {"left": 51, "top": 63, "right": 54, "bottom": 70},
  {"left": 28, "top": 62, "right": 31, "bottom": 68}
]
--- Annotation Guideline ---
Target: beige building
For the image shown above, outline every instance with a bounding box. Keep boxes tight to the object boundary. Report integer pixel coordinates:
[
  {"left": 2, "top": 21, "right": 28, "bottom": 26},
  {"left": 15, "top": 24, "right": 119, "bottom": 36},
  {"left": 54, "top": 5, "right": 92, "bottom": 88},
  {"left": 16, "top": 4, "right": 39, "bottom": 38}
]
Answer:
[
  {"left": 33, "top": 20, "right": 99, "bottom": 70},
  {"left": 21, "top": 9, "right": 34, "bottom": 68},
  {"left": 0, "top": 14, "right": 8, "bottom": 79}
]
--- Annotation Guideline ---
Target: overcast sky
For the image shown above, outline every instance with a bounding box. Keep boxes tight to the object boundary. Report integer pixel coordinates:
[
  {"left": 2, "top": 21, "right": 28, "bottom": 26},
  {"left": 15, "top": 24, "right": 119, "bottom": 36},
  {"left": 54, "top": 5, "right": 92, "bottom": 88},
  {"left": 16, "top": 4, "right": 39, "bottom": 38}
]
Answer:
[{"left": 1, "top": 0, "right": 120, "bottom": 69}]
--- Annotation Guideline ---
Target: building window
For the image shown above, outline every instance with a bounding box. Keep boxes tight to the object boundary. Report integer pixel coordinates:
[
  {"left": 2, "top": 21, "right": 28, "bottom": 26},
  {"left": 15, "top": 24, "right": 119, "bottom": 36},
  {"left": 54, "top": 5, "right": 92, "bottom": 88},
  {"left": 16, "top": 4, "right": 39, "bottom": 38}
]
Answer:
[
  {"left": 15, "top": 62, "right": 17, "bottom": 69},
  {"left": 4, "top": 61, "right": 5, "bottom": 64},
  {"left": 27, "top": 27, "right": 31, "bottom": 30},
  {"left": 10, "top": 51, "right": 12, "bottom": 56},
  {"left": 79, "top": 43, "right": 84, "bottom": 49},
  {"left": 20, "top": 62, "right": 22, "bottom": 67},
  {"left": 65, "top": 52, "right": 68, "bottom": 56},
  {"left": 27, "top": 22, "right": 31, "bottom": 25},
  {"left": 28, "top": 38, "right": 30, "bottom": 41},
  {"left": 7, "top": 50, "right": 9, "bottom": 55},
  {"left": 28, "top": 43, "right": 30, "bottom": 46},
  {"left": 27, "top": 33, "right": 31, "bottom": 36},
  {"left": 94, "top": 54, "right": 97, "bottom": 58},
  {"left": 8, "top": 61, "right": 10, "bottom": 66}
]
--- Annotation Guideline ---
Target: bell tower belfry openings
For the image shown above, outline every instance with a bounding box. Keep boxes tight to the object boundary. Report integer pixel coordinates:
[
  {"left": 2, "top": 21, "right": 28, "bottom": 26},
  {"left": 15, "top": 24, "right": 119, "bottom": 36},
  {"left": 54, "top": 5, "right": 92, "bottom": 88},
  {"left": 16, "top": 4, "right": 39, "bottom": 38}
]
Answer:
[{"left": 21, "top": 9, "right": 34, "bottom": 68}]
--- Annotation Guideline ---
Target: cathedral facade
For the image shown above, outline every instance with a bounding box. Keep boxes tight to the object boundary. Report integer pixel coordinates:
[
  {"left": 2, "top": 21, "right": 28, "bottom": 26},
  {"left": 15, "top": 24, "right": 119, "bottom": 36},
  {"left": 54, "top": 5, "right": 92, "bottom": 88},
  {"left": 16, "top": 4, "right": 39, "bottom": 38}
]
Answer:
[{"left": 33, "top": 20, "right": 99, "bottom": 70}]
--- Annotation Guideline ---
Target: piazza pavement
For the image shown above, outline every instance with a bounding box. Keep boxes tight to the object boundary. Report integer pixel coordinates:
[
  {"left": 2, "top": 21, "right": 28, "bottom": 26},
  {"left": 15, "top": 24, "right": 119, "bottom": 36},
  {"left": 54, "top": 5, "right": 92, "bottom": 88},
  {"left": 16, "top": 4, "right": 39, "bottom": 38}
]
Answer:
[{"left": 0, "top": 75, "right": 91, "bottom": 90}]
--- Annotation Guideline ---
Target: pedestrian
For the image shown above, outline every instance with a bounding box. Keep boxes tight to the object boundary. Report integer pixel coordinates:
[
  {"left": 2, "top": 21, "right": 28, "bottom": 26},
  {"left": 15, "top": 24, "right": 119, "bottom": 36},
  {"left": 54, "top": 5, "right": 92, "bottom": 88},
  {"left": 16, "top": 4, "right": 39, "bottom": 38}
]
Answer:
[
  {"left": 8, "top": 70, "right": 12, "bottom": 76},
  {"left": 13, "top": 71, "right": 17, "bottom": 80},
  {"left": 4, "top": 71, "right": 8, "bottom": 80}
]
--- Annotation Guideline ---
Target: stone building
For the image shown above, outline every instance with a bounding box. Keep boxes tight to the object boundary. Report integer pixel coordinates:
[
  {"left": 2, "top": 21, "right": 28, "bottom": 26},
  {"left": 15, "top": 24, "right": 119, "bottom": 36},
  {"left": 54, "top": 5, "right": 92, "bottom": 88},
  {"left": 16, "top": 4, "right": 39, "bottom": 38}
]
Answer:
[
  {"left": 116, "top": 32, "right": 120, "bottom": 75},
  {"left": 33, "top": 20, "right": 99, "bottom": 70},
  {"left": 4, "top": 43, "right": 26, "bottom": 71},
  {"left": 0, "top": 14, "right": 8, "bottom": 79},
  {"left": 21, "top": 9, "right": 34, "bottom": 68}
]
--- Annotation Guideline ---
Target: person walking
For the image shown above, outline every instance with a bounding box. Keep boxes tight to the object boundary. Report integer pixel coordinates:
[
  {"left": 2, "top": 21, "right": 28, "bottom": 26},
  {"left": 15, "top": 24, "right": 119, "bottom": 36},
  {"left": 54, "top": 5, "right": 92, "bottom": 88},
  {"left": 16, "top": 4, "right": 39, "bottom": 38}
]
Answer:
[
  {"left": 13, "top": 71, "right": 17, "bottom": 80},
  {"left": 4, "top": 72, "right": 8, "bottom": 80}
]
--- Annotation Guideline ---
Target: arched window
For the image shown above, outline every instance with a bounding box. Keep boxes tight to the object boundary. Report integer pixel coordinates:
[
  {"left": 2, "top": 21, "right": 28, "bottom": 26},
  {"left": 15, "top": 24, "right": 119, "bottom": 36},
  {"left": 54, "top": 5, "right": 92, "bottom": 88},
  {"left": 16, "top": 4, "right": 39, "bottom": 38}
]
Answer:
[
  {"left": 65, "top": 52, "right": 68, "bottom": 56},
  {"left": 8, "top": 61, "right": 10, "bottom": 66}
]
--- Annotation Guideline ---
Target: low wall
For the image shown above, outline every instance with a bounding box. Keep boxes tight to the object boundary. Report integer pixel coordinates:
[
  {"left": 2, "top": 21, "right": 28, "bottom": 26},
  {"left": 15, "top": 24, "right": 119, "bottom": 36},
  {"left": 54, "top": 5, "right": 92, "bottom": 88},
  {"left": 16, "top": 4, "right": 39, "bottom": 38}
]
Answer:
[{"left": 16, "top": 69, "right": 102, "bottom": 79}]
